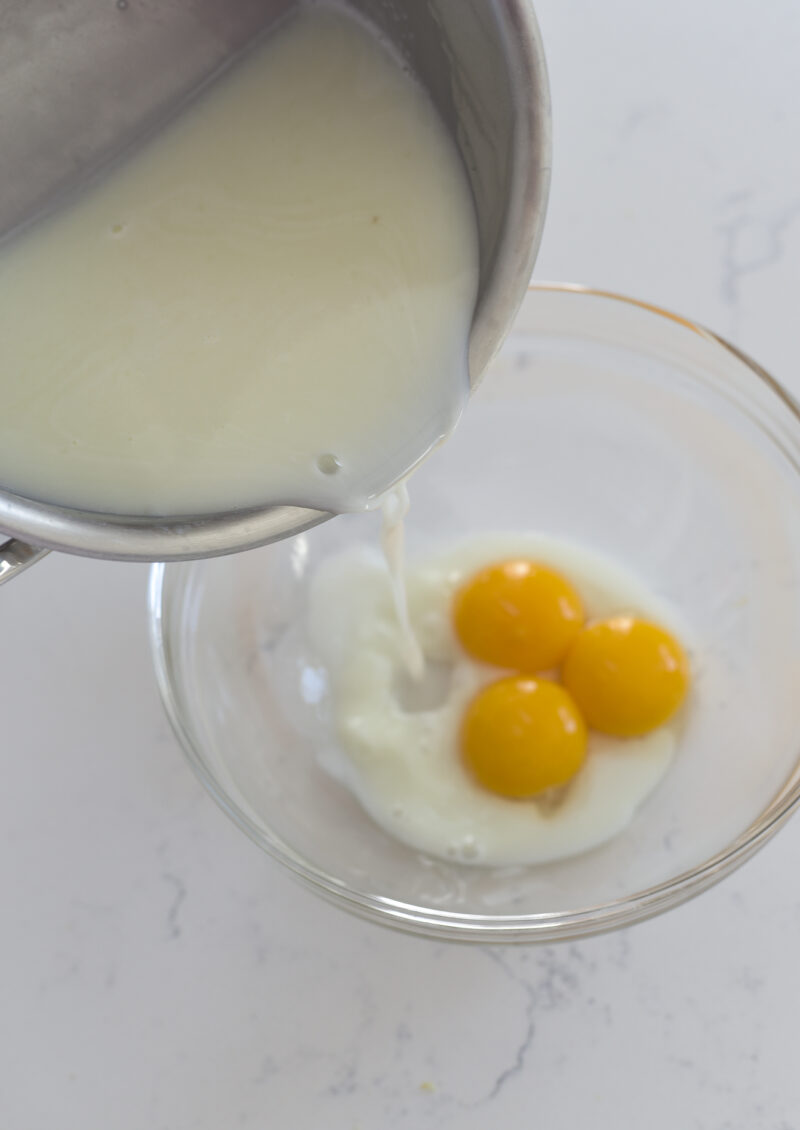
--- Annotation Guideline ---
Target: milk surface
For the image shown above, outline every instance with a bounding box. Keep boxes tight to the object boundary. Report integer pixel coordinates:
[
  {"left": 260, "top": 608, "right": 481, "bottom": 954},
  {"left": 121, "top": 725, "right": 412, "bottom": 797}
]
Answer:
[{"left": 0, "top": 6, "right": 478, "bottom": 516}]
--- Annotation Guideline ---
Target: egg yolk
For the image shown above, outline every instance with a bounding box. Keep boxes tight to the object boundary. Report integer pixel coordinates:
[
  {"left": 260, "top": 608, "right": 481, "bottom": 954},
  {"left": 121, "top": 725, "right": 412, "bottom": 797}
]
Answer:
[
  {"left": 460, "top": 676, "right": 588, "bottom": 798},
  {"left": 562, "top": 616, "right": 689, "bottom": 738},
  {"left": 453, "top": 560, "right": 584, "bottom": 672}
]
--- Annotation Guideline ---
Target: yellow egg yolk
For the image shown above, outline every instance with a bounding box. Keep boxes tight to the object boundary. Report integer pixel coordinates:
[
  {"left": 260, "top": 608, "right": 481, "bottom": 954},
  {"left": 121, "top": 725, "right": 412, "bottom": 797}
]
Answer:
[
  {"left": 460, "top": 676, "right": 588, "bottom": 798},
  {"left": 453, "top": 560, "right": 584, "bottom": 672},
  {"left": 562, "top": 616, "right": 689, "bottom": 738}
]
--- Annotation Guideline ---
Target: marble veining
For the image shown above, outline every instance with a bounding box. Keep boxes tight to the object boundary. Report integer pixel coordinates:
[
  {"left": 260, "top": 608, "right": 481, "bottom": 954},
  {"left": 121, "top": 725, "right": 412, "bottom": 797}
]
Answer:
[{"left": 718, "top": 194, "right": 800, "bottom": 338}]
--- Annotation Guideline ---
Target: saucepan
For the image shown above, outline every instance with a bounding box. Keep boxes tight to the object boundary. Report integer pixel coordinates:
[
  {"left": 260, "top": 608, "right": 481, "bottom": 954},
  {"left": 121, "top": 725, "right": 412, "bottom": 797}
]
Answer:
[{"left": 0, "top": 0, "right": 551, "bottom": 585}]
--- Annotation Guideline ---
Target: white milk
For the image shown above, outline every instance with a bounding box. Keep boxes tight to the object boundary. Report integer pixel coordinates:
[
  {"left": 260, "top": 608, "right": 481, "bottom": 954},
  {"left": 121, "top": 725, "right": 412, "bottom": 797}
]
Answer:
[
  {"left": 0, "top": 6, "right": 478, "bottom": 516},
  {"left": 380, "top": 482, "right": 425, "bottom": 680}
]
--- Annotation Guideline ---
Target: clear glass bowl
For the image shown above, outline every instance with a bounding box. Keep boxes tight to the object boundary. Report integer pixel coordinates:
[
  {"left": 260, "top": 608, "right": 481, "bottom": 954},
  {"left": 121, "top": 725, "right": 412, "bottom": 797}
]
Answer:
[{"left": 148, "top": 284, "right": 800, "bottom": 943}]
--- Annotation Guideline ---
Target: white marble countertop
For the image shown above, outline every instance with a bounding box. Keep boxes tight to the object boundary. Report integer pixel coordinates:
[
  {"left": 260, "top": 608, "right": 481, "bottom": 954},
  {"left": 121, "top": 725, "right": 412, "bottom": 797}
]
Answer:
[{"left": 4, "top": 1, "right": 800, "bottom": 1125}]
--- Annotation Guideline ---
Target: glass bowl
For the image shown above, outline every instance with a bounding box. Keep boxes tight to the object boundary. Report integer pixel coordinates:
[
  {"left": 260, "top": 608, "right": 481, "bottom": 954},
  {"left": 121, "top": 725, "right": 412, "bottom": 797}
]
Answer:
[{"left": 148, "top": 284, "right": 800, "bottom": 943}]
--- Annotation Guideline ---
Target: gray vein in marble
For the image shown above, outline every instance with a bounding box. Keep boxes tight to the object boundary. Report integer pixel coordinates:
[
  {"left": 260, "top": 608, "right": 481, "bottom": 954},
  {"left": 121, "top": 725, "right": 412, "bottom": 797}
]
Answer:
[
  {"left": 161, "top": 871, "right": 187, "bottom": 939},
  {"left": 621, "top": 101, "right": 670, "bottom": 139},
  {"left": 718, "top": 196, "right": 800, "bottom": 337},
  {"left": 468, "top": 943, "right": 605, "bottom": 1105},
  {"left": 734, "top": 966, "right": 766, "bottom": 994},
  {"left": 254, "top": 1056, "right": 278, "bottom": 1084},
  {"left": 479, "top": 949, "right": 536, "bottom": 1102},
  {"left": 325, "top": 978, "right": 377, "bottom": 1099}
]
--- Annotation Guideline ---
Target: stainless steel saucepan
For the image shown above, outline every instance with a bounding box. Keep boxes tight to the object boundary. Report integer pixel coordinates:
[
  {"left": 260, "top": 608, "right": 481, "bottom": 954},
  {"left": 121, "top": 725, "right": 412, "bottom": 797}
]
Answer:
[{"left": 0, "top": 0, "right": 551, "bottom": 585}]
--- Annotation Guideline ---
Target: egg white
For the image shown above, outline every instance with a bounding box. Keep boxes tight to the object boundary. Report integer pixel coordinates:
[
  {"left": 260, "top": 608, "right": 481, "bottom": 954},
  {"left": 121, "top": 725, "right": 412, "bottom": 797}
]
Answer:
[{"left": 307, "top": 533, "right": 686, "bottom": 866}]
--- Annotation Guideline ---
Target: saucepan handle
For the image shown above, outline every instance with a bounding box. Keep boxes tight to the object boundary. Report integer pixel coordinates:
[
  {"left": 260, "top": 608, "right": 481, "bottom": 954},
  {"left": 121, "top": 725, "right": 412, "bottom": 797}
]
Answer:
[{"left": 0, "top": 538, "right": 50, "bottom": 586}]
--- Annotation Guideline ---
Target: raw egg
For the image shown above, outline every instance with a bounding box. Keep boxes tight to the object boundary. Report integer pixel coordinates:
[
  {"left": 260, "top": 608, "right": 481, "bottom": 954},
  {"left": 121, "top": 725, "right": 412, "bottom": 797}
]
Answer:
[
  {"left": 306, "top": 533, "right": 688, "bottom": 866},
  {"left": 453, "top": 559, "right": 583, "bottom": 671},
  {"left": 562, "top": 616, "right": 689, "bottom": 737},
  {"left": 461, "top": 675, "right": 587, "bottom": 798}
]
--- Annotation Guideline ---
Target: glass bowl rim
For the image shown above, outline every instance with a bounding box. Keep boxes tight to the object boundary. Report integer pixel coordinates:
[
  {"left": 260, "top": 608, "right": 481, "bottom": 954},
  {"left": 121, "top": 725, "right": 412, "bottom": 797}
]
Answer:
[{"left": 147, "top": 282, "right": 800, "bottom": 943}]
